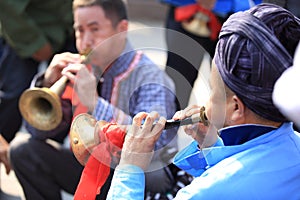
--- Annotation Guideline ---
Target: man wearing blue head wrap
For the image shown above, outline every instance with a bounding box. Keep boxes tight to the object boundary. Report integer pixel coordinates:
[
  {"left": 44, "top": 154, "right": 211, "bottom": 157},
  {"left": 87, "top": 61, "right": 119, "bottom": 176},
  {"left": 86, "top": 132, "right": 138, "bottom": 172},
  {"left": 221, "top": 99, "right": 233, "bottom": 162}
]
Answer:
[{"left": 105, "top": 3, "right": 300, "bottom": 199}]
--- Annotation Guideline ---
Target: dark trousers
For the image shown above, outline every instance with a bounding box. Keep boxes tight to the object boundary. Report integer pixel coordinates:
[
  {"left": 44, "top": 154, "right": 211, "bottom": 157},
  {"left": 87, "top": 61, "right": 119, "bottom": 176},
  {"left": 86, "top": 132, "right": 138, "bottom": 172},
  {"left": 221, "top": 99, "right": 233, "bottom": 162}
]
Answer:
[
  {"left": 0, "top": 39, "right": 39, "bottom": 142},
  {"left": 164, "top": 6, "right": 222, "bottom": 110},
  {"left": 9, "top": 133, "right": 83, "bottom": 200},
  {"left": 10, "top": 133, "right": 176, "bottom": 200}
]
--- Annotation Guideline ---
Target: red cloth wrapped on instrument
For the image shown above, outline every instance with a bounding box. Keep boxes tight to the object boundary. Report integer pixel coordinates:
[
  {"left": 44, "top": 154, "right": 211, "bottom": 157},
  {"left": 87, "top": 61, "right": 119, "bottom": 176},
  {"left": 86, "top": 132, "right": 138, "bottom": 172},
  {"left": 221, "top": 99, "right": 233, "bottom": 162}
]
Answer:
[
  {"left": 62, "top": 84, "right": 89, "bottom": 117},
  {"left": 175, "top": 4, "right": 221, "bottom": 40},
  {"left": 74, "top": 122, "right": 126, "bottom": 200}
]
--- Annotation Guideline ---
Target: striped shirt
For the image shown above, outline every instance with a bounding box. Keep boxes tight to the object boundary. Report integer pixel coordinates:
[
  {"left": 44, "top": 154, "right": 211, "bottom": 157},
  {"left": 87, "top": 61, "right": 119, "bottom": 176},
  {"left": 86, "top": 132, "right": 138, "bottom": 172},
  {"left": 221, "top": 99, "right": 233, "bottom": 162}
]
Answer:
[{"left": 93, "top": 42, "right": 178, "bottom": 150}]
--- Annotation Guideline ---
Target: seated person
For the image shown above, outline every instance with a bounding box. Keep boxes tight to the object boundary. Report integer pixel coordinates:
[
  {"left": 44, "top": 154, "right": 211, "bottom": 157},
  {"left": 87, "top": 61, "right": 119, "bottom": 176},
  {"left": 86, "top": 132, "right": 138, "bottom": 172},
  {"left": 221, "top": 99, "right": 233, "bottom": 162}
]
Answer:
[
  {"left": 105, "top": 3, "right": 300, "bottom": 199},
  {"left": 9, "top": 0, "right": 186, "bottom": 199}
]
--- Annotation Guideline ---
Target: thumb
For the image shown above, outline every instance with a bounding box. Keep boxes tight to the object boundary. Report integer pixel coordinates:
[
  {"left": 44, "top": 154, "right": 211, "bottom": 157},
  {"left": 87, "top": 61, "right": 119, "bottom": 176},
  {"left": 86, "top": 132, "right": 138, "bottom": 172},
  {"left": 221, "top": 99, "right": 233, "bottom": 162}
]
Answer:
[
  {"left": 3, "top": 158, "right": 11, "bottom": 175},
  {"left": 0, "top": 135, "right": 11, "bottom": 174}
]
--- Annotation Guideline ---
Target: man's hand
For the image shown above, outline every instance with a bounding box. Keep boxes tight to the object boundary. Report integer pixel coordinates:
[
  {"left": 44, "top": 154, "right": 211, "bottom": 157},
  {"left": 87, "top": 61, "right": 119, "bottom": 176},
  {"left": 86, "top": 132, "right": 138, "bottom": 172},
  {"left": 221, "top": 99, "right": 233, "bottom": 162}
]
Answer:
[
  {"left": 43, "top": 52, "right": 82, "bottom": 87},
  {"left": 173, "top": 105, "right": 218, "bottom": 148},
  {"left": 0, "top": 135, "right": 11, "bottom": 175},
  {"left": 62, "top": 64, "right": 98, "bottom": 112},
  {"left": 119, "top": 112, "right": 166, "bottom": 171}
]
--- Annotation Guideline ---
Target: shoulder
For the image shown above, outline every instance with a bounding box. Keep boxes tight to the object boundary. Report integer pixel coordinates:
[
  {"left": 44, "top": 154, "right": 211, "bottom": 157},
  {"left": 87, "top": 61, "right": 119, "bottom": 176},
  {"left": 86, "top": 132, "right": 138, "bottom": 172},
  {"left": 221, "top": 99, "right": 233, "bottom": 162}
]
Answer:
[{"left": 132, "top": 52, "right": 175, "bottom": 87}]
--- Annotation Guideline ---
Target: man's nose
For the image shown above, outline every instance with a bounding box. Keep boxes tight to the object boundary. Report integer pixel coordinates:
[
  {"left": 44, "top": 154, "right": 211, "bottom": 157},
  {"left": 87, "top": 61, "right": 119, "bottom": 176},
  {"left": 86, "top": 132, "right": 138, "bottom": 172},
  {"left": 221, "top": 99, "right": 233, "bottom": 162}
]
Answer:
[{"left": 82, "top": 32, "right": 94, "bottom": 53}]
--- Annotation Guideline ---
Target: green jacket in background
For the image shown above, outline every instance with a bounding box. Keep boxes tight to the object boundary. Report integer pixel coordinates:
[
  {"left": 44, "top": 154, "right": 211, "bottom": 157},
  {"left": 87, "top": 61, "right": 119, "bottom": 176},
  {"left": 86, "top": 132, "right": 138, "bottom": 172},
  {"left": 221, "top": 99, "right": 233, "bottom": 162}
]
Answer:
[{"left": 0, "top": 0, "right": 74, "bottom": 58}]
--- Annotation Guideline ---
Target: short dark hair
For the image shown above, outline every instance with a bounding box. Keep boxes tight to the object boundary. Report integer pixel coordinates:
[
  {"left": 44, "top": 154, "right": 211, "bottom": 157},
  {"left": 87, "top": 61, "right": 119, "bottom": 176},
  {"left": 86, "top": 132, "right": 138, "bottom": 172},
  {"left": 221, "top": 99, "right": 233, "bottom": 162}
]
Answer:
[{"left": 73, "top": 0, "right": 128, "bottom": 27}]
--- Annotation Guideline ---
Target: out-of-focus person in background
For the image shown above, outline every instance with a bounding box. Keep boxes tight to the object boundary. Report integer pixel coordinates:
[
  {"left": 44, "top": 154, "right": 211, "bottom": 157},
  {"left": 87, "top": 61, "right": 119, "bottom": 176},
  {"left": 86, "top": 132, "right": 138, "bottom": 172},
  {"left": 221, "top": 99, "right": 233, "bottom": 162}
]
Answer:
[
  {"left": 160, "top": 0, "right": 262, "bottom": 110},
  {"left": 265, "top": 0, "right": 300, "bottom": 131},
  {"left": 263, "top": 0, "right": 300, "bottom": 17},
  {"left": 273, "top": 42, "right": 300, "bottom": 129},
  {"left": 0, "top": 0, "right": 76, "bottom": 175}
]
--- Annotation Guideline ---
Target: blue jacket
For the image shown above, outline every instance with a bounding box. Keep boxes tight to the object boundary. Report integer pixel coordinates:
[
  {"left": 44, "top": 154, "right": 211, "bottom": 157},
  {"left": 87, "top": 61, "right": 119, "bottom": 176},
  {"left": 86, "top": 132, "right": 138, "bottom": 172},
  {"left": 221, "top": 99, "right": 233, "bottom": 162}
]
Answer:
[
  {"left": 160, "top": 0, "right": 262, "bottom": 16},
  {"left": 107, "top": 123, "right": 300, "bottom": 199}
]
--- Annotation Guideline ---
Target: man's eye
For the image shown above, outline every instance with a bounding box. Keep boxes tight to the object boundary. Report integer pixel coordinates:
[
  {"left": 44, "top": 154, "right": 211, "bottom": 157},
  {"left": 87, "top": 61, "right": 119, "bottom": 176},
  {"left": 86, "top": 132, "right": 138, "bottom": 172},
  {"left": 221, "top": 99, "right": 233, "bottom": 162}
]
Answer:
[
  {"left": 75, "top": 28, "right": 84, "bottom": 34},
  {"left": 91, "top": 27, "right": 99, "bottom": 32}
]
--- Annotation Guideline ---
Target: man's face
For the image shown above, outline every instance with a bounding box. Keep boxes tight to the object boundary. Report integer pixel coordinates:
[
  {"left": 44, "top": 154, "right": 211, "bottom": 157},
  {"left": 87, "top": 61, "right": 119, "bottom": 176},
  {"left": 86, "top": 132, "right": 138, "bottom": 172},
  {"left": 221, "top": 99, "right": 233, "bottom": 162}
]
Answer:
[
  {"left": 73, "top": 5, "right": 127, "bottom": 69},
  {"left": 205, "top": 61, "right": 228, "bottom": 130}
]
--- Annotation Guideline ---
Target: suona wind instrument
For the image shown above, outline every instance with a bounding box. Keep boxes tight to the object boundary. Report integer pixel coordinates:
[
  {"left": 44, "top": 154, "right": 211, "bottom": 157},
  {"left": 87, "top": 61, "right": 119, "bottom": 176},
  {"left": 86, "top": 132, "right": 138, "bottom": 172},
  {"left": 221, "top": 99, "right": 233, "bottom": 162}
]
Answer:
[{"left": 70, "top": 106, "right": 209, "bottom": 165}]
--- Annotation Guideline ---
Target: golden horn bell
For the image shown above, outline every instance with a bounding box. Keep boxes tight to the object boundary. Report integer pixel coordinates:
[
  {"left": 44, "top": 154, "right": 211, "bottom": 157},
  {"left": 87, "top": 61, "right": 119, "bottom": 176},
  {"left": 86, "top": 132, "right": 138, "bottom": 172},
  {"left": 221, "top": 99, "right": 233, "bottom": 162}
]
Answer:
[
  {"left": 18, "top": 76, "right": 68, "bottom": 131},
  {"left": 69, "top": 113, "right": 110, "bottom": 166},
  {"left": 19, "top": 53, "right": 89, "bottom": 131},
  {"left": 70, "top": 113, "right": 98, "bottom": 166}
]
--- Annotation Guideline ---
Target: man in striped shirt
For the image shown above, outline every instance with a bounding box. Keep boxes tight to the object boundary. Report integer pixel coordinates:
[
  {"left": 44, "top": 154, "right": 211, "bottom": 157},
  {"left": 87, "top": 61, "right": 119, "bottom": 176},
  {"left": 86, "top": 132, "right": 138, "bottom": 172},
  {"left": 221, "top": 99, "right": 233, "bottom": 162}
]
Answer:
[{"left": 9, "top": 0, "right": 182, "bottom": 199}]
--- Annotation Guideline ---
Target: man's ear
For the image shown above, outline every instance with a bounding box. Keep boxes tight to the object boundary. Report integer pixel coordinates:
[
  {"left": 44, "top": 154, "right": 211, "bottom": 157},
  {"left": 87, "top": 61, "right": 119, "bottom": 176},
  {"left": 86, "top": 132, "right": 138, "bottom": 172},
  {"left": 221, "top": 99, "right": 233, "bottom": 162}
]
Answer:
[
  {"left": 117, "top": 19, "right": 128, "bottom": 32},
  {"left": 228, "top": 95, "right": 246, "bottom": 123}
]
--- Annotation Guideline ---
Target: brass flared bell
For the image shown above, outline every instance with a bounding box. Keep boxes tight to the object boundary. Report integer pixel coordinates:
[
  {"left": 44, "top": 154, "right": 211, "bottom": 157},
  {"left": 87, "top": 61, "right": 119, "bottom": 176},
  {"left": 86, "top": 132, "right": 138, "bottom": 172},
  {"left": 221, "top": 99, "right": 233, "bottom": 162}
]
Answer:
[
  {"left": 18, "top": 52, "right": 90, "bottom": 131},
  {"left": 70, "top": 113, "right": 108, "bottom": 166},
  {"left": 19, "top": 76, "right": 68, "bottom": 131}
]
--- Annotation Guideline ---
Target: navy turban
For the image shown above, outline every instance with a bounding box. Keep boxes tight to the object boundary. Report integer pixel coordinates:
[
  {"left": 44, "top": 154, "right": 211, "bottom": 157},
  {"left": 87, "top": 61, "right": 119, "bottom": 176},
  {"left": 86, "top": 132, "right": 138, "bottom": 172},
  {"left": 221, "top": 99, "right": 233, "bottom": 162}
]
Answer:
[{"left": 214, "top": 3, "right": 300, "bottom": 122}]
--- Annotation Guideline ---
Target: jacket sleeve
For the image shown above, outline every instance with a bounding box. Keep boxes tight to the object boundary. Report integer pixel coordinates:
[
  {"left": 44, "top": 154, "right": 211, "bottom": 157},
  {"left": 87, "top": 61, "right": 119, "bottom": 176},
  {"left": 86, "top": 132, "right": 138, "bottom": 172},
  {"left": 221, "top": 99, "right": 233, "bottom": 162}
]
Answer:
[
  {"left": 107, "top": 164, "right": 145, "bottom": 200},
  {"left": 173, "top": 138, "right": 224, "bottom": 177}
]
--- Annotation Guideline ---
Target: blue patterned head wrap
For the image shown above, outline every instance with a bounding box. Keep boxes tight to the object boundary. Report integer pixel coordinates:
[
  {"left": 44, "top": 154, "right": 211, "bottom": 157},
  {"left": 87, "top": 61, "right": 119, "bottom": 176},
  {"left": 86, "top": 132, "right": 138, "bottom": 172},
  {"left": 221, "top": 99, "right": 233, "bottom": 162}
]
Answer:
[{"left": 214, "top": 3, "right": 300, "bottom": 122}]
